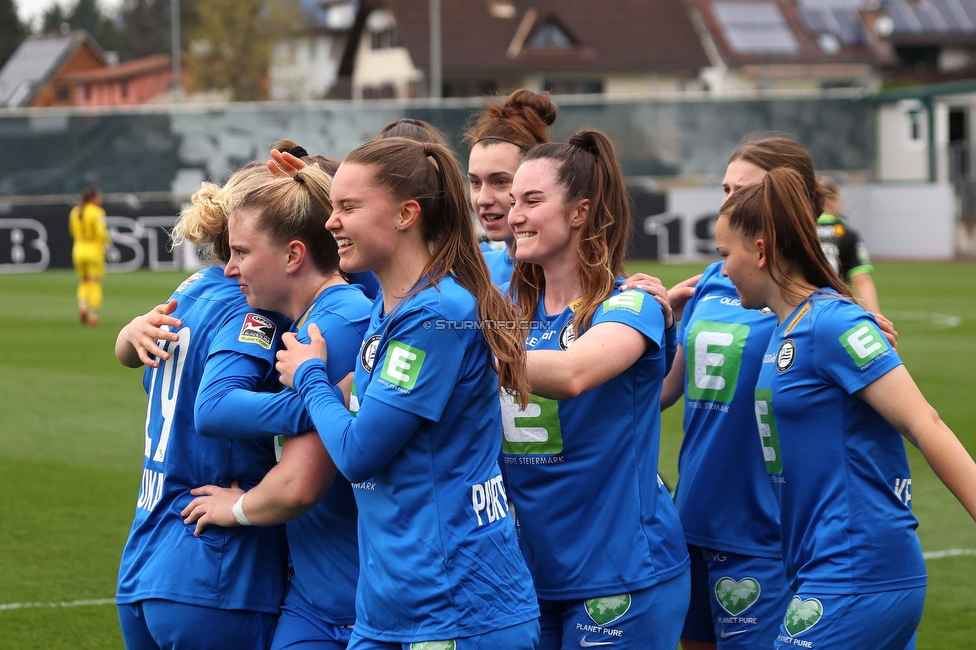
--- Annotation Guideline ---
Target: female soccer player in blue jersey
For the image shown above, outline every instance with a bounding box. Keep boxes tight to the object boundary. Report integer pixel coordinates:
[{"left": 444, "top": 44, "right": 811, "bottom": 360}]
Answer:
[
  {"left": 275, "top": 137, "right": 541, "bottom": 650},
  {"left": 716, "top": 167, "right": 976, "bottom": 650},
  {"left": 174, "top": 164, "right": 370, "bottom": 650},
  {"left": 464, "top": 89, "right": 557, "bottom": 286},
  {"left": 657, "top": 138, "right": 823, "bottom": 650},
  {"left": 505, "top": 130, "right": 690, "bottom": 650},
  {"left": 114, "top": 164, "right": 294, "bottom": 650}
]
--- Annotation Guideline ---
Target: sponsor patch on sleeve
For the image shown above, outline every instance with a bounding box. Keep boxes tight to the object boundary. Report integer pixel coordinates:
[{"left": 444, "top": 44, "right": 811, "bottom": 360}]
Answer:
[
  {"left": 379, "top": 340, "right": 426, "bottom": 391},
  {"left": 840, "top": 321, "right": 889, "bottom": 368},
  {"left": 602, "top": 290, "right": 645, "bottom": 314},
  {"left": 239, "top": 313, "right": 277, "bottom": 349}
]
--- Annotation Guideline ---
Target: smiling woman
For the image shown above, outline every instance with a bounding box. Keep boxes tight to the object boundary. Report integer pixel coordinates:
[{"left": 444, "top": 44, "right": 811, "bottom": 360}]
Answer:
[
  {"left": 273, "top": 136, "right": 541, "bottom": 648},
  {"left": 464, "top": 89, "right": 557, "bottom": 285}
]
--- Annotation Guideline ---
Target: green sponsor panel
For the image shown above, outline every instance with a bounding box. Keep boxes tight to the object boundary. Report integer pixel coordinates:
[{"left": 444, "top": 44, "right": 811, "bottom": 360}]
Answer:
[
  {"left": 501, "top": 394, "right": 564, "bottom": 455},
  {"left": 584, "top": 593, "right": 632, "bottom": 626},
  {"left": 602, "top": 291, "right": 645, "bottom": 314},
  {"left": 410, "top": 642, "right": 456, "bottom": 650},
  {"left": 784, "top": 596, "right": 823, "bottom": 637},
  {"left": 686, "top": 321, "right": 750, "bottom": 403},
  {"left": 840, "top": 322, "right": 889, "bottom": 367},
  {"left": 754, "top": 389, "right": 783, "bottom": 475},
  {"left": 380, "top": 340, "right": 427, "bottom": 390},
  {"left": 715, "top": 577, "right": 761, "bottom": 616}
]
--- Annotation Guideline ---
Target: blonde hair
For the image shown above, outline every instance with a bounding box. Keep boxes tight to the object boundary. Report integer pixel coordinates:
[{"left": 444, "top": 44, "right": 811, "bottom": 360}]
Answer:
[
  {"left": 228, "top": 165, "right": 339, "bottom": 274},
  {"left": 171, "top": 164, "right": 271, "bottom": 264}
]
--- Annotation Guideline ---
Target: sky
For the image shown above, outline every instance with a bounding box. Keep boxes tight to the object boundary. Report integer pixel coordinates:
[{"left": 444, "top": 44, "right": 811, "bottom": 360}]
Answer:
[{"left": 16, "top": 0, "right": 124, "bottom": 28}]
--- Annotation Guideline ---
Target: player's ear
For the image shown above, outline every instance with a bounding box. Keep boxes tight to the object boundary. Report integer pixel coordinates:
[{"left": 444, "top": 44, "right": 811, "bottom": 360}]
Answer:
[
  {"left": 285, "top": 239, "right": 307, "bottom": 273},
  {"left": 756, "top": 238, "right": 767, "bottom": 269}
]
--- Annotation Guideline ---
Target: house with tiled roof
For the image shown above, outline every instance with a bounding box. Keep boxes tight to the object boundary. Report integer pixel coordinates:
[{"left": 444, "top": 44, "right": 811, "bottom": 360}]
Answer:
[
  {"left": 382, "top": 0, "right": 711, "bottom": 97},
  {"left": 0, "top": 31, "right": 107, "bottom": 108},
  {"left": 690, "top": 0, "right": 896, "bottom": 93},
  {"left": 63, "top": 54, "right": 182, "bottom": 107}
]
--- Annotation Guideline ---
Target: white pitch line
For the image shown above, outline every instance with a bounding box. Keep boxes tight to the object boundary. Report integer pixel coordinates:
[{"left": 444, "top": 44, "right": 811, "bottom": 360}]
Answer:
[
  {"left": 0, "top": 598, "right": 115, "bottom": 612},
  {"left": 923, "top": 548, "right": 976, "bottom": 560}
]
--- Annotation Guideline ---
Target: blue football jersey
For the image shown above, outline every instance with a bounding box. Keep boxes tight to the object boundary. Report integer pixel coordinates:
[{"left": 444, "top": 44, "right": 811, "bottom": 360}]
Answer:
[
  {"left": 502, "top": 285, "right": 689, "bottom": 600},
  {"left": 345, "top": 276, "right": 539, "bottom": 641},
  {"left": 674, "top": 262, "right": 782, "bottom": 557},
  {"left": 482, "top": 248, "right": 515, "bottom": 286},
  {"left": 116, "top": 266, "right": 289, "bottom": 613},
  {"left": 755, "top": 294, "right": 926, "bottom": 594},
  {"left": 284, "top": 284, "right": 370, "bottom": 625},
  {"left": 346, "top": 271, "right": 381, "bottom": 301}
]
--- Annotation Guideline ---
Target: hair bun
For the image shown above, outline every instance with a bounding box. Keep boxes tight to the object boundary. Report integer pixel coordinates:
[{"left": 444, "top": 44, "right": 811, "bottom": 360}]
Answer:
[{"left": 506, "top": 89, "right": 557, "bottom": 126}]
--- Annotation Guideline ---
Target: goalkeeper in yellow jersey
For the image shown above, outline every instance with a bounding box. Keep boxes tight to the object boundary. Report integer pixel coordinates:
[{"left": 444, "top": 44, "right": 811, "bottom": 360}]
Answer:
[{"left": 68, "top": 187, "right": 111, "bottom": 326}]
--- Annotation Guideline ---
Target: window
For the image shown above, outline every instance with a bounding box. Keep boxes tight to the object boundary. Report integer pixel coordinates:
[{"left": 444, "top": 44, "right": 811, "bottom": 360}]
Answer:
[
  {"left": 370, "top": 26, "right": 398, "bottom": 50},
  {"left": 526, "top": 21, "right": 574, "bottom": 49},
  {"left": 121, "top": 81, "right": 129, "bottom": 99},
  {"left": 84, "top": 84, "right": 91, "bottom": 100}
]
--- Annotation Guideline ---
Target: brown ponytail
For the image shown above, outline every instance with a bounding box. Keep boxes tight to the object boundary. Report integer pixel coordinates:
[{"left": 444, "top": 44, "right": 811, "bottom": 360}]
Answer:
[
  {"left": 721, "top": 167, "right": 851, "bottom": 303},
  {"left": 343, "top": 137, "right": 530, "bottom": 405},
  {"left": 511, "top": 129, "right": 631, "bottom": 335}
]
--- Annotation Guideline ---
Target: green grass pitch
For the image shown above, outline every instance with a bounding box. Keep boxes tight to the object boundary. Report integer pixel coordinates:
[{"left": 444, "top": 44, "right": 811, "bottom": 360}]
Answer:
[{"left": 1, "top": 263, "right": 974, "bottom": 648}]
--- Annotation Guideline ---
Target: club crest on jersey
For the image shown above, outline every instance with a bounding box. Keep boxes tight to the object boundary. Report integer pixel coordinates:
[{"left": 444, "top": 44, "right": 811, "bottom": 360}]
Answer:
[
  {"left": 776, "top": 338, "right": 796, "bottom": 372},
  {"left": 239, "top": 313, "right": 276, "bottom": 349},
  {"left": 360, "top": 334, "right": 382, "bottom": 372},
  {"left": 558, "top": 320, "right": 576, "bottom": 350}
]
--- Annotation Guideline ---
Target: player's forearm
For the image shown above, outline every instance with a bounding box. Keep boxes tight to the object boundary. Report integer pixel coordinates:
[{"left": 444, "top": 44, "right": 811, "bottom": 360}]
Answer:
[
  {"left": 294, "top": 360, "right": 420, "bottom": 483},
  {"left": 911, "top": 413, "right": 976, "bottom": 523},
  {"left": 239, "top": 462, "right": 332, "bottom": 525},
  {"left": 852, "top": 273, "right": 880, "bottom": 314}
]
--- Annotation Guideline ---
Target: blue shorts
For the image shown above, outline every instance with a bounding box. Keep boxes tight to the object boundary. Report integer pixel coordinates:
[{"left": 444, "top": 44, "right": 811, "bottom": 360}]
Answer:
[
  {"left": 773, "top": 587, "right": 925, "bottom": 650},
  {"left": 272, "top": 599, "right": 354, "bottom": 649},
  {"left": 682, "top": 544, "right": 793, "bottom": 647},
  {"left": 346, "top": 618, "right": 540, "bottom": 650},
  {"left": 118, "top": 599, "right": 277, "bottom": 650},
  {"left": 538, "top": 567, "right": 691, "bottom": 650}
]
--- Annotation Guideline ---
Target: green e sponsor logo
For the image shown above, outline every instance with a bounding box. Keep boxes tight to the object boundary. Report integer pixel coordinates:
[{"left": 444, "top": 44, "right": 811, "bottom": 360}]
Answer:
[
  {"left": 603, "top": 291, "right": 645, "bottom": 313},
  {"left": 686, "top": 321, "right": 750, "bottom": 403},
  {"left": 754, "top": 388, "right": 783, "bottom": 475},
  {"left": 500, "top": 392, "right": 563, "bottom": 455},
  {"left": 410, "top": 642, "right": 456, "bottom": 650},
  {"left": 379, "top": 340, "right": 426, "bottom": 390},
  {"left": 840, "top": 322, "right": 888, "bottom": 367}
]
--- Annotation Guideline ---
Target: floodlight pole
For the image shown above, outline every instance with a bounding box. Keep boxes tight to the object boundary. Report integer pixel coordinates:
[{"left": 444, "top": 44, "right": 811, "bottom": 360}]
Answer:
[
  {"left": 429, "top": 0, "right": 441, "bottom": 99},
  {"left": 171, "top": 0, "right": 181, "bottom": 102}
]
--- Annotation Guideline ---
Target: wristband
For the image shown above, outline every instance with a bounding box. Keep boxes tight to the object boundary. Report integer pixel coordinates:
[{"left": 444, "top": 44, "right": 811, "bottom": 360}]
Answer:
[{"left": 232, "top": 493, "right": 253, "bottom": 526}]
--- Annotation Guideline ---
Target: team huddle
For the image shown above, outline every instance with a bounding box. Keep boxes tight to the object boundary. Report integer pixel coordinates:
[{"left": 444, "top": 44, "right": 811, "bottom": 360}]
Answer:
[{"left": 112, "top": 90, "right": 976, "bottom": 650}]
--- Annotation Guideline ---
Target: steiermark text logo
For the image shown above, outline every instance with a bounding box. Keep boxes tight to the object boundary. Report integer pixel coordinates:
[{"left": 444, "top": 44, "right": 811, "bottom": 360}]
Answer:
[
  {"left": 410, "top": 642, "right": 455, "bottom": 650},
  {"left": 584, "top": 594, "right": 631, "bottom": 626},
  {"left": 784, "top": 596, "right": 823, "bottom": 637},
  {"left": 380, "top": 340, "right": 426, "bottom": 390},
  {"left": 715, "top": 577, "right": 761, "bottom": 616}
]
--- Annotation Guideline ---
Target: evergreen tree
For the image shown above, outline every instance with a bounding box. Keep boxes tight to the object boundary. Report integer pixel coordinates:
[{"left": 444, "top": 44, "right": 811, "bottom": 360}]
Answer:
[
  {"left": 0, "top": 0, "right": 27, "bottom": 68},
  {"left": 41, "top": 3, "right": 69, "bottom": 34}
]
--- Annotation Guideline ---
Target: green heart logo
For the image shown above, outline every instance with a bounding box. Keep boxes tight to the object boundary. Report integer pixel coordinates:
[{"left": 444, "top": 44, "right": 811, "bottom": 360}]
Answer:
[
  {"left": 584, "top": 593, "right": 632, "bottom": 626},
  {"left": 410, "top": 642, "right": 455, "bottom": 650},
  {"left": 714, "top": 576, "right": 762, "bottom": 616},
  {"left": 784, "top": 596, "right": 823, "bottom": 637}
]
